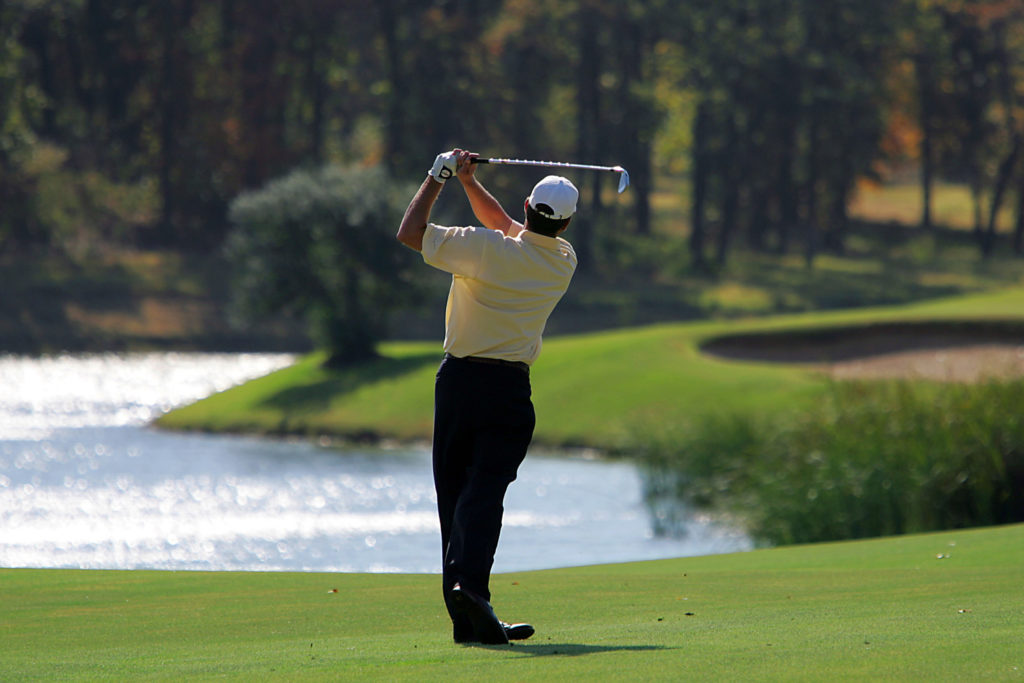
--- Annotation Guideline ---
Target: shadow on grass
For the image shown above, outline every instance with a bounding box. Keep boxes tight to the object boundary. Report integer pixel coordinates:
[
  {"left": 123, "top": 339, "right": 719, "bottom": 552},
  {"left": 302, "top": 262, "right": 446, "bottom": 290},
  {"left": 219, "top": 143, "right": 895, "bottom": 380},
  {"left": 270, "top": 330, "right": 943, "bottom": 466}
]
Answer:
[
  {"left": 259, "top": 351, "right": 440, "bottom": 416},
  {"left": 469, "top": 642, "right": 672, "bottom": 656}
]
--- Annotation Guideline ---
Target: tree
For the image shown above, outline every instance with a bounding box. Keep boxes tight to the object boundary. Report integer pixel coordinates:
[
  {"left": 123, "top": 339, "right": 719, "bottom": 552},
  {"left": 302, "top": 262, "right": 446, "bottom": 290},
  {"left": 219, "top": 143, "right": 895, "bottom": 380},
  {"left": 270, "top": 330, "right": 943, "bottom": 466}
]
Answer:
[
  {"left": 0, "top": 3, "right": 41, "bottom": 252},
  {"left": 225, "top": 164, "right": 420, "bottom": 366},
  {"left": 977, "top": 2, "right": 1024, "bottom": 258},
  {"left": 907, "top": 0, "right": 956, "bottom": 232},
  {"left": 677, "top": 0, "right": 900, "bottom": 267},
  {"left": 916, "top": 0, "right": 1024, "bottom": 258}
]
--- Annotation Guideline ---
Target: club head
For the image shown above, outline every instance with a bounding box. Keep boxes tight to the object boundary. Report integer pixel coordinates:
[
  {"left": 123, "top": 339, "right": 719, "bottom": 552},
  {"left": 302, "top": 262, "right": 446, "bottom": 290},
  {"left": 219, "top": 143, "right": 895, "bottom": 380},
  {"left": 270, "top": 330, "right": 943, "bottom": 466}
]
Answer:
[{"left": 614, "top": 167, "right": 630, "bottom": 194}]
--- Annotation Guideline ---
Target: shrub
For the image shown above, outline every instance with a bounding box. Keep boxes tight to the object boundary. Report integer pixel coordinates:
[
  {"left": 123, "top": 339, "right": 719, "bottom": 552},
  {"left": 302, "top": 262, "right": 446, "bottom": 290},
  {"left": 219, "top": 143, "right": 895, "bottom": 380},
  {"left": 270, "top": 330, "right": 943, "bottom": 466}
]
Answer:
[{"left": 226, "top": 164, "right": 419, "bottom": 366}]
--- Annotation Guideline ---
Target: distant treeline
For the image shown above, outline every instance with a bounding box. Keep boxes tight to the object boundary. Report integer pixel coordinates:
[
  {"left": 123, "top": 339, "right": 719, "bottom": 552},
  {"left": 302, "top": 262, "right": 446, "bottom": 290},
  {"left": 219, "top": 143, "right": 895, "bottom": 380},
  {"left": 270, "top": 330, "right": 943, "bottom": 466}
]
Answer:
[{"left": 2, "top": 0, "right": 1023, "bottom": 265}]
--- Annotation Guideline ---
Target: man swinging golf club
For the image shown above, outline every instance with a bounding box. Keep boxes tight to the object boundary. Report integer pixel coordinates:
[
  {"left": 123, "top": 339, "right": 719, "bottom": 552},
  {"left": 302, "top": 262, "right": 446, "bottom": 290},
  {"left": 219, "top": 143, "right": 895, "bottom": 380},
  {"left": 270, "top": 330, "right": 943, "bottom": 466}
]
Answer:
[{"left": 397, "top": 148, "right": 578, "bottom": 645}]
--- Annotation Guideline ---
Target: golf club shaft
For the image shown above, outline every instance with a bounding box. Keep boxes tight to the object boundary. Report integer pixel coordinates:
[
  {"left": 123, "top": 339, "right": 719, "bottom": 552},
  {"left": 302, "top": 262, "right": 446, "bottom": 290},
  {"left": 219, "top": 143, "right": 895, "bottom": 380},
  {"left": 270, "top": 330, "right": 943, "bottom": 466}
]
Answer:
[
  {"left": 472, "top": 157, "right": 620, "bottom": 173},
  {"left": 470, "top": 157, "right": 630, "bottom": 193}
]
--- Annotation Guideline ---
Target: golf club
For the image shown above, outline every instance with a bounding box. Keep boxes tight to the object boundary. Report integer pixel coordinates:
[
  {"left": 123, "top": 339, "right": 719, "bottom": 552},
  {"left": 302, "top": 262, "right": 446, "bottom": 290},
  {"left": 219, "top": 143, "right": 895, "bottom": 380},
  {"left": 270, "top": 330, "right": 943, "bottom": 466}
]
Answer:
[{"left": 472, "top": 157, "right": 630, "bottom": 194}]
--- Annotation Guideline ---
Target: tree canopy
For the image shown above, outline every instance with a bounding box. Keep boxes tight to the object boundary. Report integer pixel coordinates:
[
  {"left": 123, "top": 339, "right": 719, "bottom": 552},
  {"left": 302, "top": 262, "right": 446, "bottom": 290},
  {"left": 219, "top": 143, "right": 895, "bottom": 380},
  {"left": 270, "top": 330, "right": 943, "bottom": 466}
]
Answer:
[
  {"left": 226, "top": 163, "right": 419, "bottom": 365},
  {"left": 2, "top": 0, "right": 1024, "bottom": 265}
]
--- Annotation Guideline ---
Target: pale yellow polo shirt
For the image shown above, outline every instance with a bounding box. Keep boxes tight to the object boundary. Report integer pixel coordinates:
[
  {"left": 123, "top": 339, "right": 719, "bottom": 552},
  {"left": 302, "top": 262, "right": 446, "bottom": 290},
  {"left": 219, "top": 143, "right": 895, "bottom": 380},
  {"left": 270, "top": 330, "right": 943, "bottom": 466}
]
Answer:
[{"left": 421, "top": 223, "right": 577, "bottom": 365}]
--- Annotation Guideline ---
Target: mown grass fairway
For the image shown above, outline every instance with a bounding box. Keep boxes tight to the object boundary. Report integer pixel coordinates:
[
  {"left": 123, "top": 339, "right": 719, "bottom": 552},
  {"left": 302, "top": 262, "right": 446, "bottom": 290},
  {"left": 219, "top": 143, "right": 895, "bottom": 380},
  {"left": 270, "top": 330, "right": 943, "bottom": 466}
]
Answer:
[
  {"left": 2, "top": 523, "right": 1021, "bottom": 680},
  {"left": 157, "top": 287, "right": 1024, "bottom": 447}
]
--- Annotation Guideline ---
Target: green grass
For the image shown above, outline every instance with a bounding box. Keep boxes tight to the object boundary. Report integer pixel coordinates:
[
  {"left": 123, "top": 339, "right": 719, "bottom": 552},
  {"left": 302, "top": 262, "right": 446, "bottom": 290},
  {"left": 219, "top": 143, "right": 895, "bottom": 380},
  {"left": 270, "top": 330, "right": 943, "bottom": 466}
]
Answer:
[
  {"left": 157, "top": 286, "right": 1024, "bottom": 448},
  {"left": 2, "top": 523, "right": 1022, "bottom": 680}
]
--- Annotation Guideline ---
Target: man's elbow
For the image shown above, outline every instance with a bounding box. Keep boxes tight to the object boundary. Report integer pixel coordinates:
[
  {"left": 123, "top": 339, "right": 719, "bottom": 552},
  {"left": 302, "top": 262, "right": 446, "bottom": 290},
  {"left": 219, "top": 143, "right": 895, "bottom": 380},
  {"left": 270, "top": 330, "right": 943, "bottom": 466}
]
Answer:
[{"left": 396, "top": 222, "right": 424, "bottom": 252}]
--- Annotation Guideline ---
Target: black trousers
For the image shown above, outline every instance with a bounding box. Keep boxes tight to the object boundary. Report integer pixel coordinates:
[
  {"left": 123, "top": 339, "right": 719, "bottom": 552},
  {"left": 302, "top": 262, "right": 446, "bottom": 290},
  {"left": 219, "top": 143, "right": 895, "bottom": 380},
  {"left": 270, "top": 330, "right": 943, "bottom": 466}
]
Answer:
[{"left": 432, "top": 354, "right": 535, "bottom": 625}]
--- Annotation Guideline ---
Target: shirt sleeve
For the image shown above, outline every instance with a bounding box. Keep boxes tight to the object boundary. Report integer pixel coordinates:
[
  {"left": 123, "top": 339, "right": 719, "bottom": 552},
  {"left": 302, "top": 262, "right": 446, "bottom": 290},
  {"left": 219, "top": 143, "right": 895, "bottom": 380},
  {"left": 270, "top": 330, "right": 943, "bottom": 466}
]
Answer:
[{"left": 421, "top": 224, "right": 500, "bottom": 278}]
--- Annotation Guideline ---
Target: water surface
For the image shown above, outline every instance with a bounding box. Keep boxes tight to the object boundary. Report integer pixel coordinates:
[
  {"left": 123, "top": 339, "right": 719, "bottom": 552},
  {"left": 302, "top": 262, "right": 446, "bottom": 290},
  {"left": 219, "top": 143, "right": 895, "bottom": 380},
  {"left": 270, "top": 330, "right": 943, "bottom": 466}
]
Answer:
[{"left": 0, "top": 353, "right": 750, "bottom": 572}]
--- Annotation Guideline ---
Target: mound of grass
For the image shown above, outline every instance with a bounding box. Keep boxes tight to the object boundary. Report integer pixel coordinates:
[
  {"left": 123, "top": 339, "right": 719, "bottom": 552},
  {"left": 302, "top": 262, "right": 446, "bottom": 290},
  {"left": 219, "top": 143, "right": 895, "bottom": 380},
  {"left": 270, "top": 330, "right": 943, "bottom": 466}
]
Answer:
[
  {"left": 2, "top": 523, "right": 1021, "bottom": 679},
  {"left": 157, "top": 287, "right": 1024, "bottom": 448},
  {"left": 155, "top": 323, "right": 825, "bottom": 448}
]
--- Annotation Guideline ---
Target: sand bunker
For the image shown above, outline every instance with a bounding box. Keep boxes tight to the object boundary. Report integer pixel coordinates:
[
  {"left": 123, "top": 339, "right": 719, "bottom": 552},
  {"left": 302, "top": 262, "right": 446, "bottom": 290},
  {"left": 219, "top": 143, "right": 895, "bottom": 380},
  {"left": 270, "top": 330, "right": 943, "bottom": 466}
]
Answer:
[{"left": 701, "top": 321, "right": 1024, "bottom": 383}]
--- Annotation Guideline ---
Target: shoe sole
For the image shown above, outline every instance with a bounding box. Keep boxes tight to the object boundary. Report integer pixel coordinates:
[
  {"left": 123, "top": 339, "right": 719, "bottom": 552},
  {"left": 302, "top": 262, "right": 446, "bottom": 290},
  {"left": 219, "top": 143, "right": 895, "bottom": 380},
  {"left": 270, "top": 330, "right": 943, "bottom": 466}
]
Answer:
[
  {"left": 450, "top": 588, "right": 509, "bottom": 645},
  {"left": 457, "top": 624, "right": 533, "bottom": 643}
]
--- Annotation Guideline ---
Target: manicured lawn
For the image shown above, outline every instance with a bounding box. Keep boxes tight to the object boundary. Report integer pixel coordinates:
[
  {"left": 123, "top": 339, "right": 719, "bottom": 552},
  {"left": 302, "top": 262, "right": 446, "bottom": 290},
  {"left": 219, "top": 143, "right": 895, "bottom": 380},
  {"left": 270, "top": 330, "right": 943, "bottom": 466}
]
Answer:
[
  {"left": 157, "top": 287, "right": 1024, "bottom": 448},
  {"left": 2, "top": 523, "right": 1021, "bottom": 680}
]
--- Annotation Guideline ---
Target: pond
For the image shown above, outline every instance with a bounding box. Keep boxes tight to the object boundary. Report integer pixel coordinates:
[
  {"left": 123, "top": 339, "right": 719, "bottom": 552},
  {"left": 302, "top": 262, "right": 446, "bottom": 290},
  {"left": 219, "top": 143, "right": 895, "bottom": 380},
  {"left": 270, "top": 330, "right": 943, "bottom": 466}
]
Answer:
[{"left": 0, "top": 353, "right": 750, "bottom": 573}]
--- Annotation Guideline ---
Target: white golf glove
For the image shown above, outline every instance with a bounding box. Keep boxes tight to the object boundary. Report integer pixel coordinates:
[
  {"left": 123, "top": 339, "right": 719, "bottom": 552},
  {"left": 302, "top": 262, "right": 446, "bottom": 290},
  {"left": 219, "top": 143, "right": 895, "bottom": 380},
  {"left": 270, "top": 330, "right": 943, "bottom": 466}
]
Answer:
[{"left": 429, "top": 152, "right": 458, "bottom": 183}]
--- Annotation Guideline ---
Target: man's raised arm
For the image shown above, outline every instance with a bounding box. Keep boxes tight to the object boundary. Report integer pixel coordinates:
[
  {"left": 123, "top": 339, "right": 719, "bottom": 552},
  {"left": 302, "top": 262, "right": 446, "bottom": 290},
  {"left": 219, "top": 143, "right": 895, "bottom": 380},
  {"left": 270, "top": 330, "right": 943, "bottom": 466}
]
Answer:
[
  {"left": 455, "top": 151, "right": 523, "bottom": 237},
  {"left": 396, "top": 152, "right": 456, "bottom": 252}
]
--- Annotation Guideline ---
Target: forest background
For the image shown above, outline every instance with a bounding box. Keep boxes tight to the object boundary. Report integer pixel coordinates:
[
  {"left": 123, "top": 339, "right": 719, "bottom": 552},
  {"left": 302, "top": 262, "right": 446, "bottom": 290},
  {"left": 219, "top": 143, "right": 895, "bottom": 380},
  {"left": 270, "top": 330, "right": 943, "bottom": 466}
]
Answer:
[{"left": 2, "top": 0, "right": 1024, "bottom": 353}]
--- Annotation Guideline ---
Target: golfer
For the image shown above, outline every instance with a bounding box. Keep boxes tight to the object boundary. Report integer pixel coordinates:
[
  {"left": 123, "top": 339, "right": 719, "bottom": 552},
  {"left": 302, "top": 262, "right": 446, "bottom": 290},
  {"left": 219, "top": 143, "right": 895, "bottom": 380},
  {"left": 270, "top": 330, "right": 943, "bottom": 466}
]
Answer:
[{"left": 396, "top": 149, "right": 578, "bottom": 645}]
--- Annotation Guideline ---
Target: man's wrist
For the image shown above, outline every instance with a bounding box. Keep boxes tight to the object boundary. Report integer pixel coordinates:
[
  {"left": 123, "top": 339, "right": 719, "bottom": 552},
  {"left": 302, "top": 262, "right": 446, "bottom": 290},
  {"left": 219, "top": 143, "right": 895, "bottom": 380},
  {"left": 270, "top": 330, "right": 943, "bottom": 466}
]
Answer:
[{"left": 429, "top": 152, "right": 457, "bottom": 183}]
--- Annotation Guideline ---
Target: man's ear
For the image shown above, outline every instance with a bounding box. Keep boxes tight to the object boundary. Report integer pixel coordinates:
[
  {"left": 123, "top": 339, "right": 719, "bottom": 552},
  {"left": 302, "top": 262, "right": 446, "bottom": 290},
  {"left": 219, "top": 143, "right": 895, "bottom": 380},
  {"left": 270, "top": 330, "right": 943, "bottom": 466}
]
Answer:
[{"left": 555, "top": 217, "right": 571, "bottom": 236}]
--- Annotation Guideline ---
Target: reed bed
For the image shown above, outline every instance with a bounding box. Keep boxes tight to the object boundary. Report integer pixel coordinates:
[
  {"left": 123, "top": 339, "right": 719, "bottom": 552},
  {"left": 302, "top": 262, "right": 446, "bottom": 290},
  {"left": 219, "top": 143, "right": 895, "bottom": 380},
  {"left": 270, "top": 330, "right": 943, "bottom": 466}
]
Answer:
[{"left": 637, "top": 379, "right": 1024, "bottom": 545}]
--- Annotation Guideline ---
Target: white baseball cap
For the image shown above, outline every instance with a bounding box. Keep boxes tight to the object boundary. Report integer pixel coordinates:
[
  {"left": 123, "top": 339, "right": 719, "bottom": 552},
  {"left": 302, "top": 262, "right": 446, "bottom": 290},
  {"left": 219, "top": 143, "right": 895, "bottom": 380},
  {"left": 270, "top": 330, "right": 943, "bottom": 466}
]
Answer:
[{"left": 528, "top": 175, "right": 578, "bottom": 221}]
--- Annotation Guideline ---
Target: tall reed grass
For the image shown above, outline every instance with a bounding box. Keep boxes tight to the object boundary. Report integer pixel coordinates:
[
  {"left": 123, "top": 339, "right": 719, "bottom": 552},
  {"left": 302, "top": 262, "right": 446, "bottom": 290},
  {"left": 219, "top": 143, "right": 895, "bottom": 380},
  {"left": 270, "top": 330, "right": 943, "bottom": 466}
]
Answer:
[{"left": 636, "top": 380, "right": 1024, "bottom": 545}]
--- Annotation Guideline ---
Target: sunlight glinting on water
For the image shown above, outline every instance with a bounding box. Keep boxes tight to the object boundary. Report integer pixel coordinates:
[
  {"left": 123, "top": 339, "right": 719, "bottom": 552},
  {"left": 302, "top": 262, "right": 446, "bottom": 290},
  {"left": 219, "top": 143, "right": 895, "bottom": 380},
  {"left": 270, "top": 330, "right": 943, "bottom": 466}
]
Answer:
[
  {"left": 0, "top": 352, "right": 296, "bottom": 437},
  {"left": 0, "top": 352, "right": 752, "bottom": 572}
]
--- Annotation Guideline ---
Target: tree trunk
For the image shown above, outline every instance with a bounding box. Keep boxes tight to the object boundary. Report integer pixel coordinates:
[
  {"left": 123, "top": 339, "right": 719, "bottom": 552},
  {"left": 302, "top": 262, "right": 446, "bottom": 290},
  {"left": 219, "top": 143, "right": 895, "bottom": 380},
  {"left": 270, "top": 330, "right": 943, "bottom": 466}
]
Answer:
[
  {"left": 803, "top": 118, "right": 821, "bottom": 268},
  {"left": 617, "top": 10, "right": 652, "bottom": 237},
  {"left": 21, "top": 13, "right": 59, "bottom": 138},
  {"left": 157, "top": 1, "right": 187, "bottom": 238},
  {"left": 776, "top": 91, "right": 800, "bottom": 255},
  {"left": 981, "top": 135, "right": 1021, "bottom": 258},
  {"left": 377, "top": 2, "right": 406, "bottom": 175},
  {"left": 826, "top": 190, "right": 848, "bottom": 256},
  {"left": 916, "top": 53, "right": 935, "bottom": 231},
  {"left": 970, "top": 169, "right": 985, "bottom": 244},
  {"left": 920, "top": 144, "right": 934, "bottom": 231},
  {"left": 1013, "top": 186, "right": 1024, "bottom": 255},
  {"left": 689, "top": 101, "right": 710, "bottom": 269},
  {"left": 981, "top": 22, "right": 1020, "bottom": 258},
  {"left": 573, "top": 3, "right": 601, "bottom": 270},
  {"left": 823, "top": 153, "right": 853, "bottom": 255},
  {"left": 632, "top": 144, "right": 652, "bottom": 238},
  {"left": 305, "top": 30, "right": 326, "bottom": 165},
  {"left": 715, "top": 116, "right": 739, "bottom": 266}
]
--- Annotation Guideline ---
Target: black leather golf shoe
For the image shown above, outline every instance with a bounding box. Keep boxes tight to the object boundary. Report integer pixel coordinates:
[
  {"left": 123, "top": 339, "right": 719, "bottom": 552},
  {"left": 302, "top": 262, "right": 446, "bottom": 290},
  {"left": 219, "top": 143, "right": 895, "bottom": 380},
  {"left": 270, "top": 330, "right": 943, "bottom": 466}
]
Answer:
[{"left": 449, "top": 584, "right": 510, "bottom": 645}]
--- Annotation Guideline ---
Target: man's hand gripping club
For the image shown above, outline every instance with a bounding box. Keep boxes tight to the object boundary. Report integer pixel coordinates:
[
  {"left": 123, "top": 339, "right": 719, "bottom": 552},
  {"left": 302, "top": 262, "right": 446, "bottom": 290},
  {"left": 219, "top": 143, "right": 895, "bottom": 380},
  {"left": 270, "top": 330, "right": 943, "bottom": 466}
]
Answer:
[
  {"left": 429, "top": 151, "right": 459, "bottom": 184},
  {"left": 399, "top": 149, "right": 461, "bottom": 251}
]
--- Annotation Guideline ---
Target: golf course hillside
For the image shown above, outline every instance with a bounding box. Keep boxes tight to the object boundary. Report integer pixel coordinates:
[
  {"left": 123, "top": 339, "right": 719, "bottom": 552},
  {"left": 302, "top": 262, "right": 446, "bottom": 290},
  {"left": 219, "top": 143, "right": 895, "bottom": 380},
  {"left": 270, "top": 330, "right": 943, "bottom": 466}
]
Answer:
[
  {"left": 157, "top": 287, "right": 1024, "bottom": 448},
  {"left": 156, "top": 286, "right": 1024, "bottom": 551}
]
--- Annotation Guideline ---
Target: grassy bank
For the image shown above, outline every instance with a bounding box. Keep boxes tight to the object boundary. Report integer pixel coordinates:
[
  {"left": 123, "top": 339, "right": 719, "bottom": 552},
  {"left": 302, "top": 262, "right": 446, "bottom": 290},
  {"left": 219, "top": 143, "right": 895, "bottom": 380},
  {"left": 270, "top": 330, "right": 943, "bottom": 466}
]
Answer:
[
  {"left": 2, "top": 523, "right": 1021, "bottom": 680},
  {"left": 157, "top": 287, "right": 1024, "bottom": 448}
]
